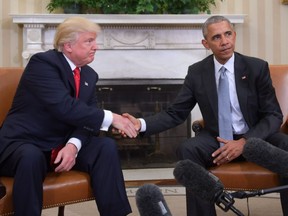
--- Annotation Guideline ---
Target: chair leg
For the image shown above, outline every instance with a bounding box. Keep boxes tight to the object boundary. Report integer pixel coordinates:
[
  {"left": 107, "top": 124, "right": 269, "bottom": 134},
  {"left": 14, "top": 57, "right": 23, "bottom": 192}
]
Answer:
[{"left": 57, "top": 206, "right": 65, "bottom": 216}]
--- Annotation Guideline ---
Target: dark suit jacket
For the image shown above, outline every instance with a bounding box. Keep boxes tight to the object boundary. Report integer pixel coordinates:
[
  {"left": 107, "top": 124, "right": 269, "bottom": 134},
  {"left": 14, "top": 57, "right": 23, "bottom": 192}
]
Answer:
[
  {"left": 144, "top": 52, "right": 283, "bottom": 140},
  {"left": 0, "top": 50, "right": 104, "bottom": 164}
]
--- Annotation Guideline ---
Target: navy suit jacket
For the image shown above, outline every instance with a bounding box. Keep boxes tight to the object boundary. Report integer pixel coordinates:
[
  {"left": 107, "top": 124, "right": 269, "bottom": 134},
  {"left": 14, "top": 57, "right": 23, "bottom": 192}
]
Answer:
[
  {"left": 0, "top": 50, "right": 104, "bottom": 164},
  {"left": 144, "top": 52, "right": 283, "bottom": 140}
]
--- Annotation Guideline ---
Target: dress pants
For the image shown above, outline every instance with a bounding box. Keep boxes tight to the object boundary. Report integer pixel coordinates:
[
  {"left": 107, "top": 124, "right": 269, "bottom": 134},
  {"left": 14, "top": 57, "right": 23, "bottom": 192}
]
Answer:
[
  {"left": 176, "top": 130, "right": 219, "bottom": 216},
  {"left": 0, "top": 136, "right": 131, "bottom": 216},
  {"left": 0, "top": 144, "right": 47, "bottom": 216},
  {"left": 74, "top": 136, "right": 132, "bottom": 216}
]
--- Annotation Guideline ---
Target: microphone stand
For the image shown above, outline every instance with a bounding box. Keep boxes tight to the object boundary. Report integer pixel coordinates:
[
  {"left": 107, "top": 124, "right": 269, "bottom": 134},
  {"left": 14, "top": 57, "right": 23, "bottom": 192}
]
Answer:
[
  {"left": 215, "top": 191, "right": 245, "bottom": 216},
  {"left": 231, "top": 185, "right": 288, "bottom": 199}
]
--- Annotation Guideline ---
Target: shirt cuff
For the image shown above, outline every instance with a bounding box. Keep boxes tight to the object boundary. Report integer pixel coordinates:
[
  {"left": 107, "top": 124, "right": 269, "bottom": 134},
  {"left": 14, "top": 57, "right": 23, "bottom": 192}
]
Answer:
[
  {"left": 67, "top": 137, "right": 82, "bottom": 153},
  {"left": 101, "top": 110, "right": 113, "bottom": 131},
  {"left": 139, "top": 118, "right": 146, "bottom": 132}
]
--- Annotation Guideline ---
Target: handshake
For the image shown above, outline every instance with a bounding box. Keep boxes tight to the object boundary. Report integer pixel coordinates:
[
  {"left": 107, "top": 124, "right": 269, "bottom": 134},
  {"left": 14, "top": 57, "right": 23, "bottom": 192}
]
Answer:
[{"left": 111, "top": 113, "right": 141, "bottom": 138}]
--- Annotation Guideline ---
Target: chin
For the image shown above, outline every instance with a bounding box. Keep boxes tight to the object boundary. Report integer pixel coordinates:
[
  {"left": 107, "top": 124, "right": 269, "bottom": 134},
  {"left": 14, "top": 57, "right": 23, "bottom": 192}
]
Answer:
[{"left": 86, "top": 57, "right": 95, "bottom": 64}]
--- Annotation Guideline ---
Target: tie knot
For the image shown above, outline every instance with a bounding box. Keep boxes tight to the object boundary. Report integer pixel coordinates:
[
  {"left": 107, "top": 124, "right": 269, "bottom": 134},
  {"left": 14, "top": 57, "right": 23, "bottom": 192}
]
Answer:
[
  {"left": 219, "top": 66, "right": 226, "bottom": 74},
  {"left": 74, "top": 67, "right": 80, "bottom": 75}
]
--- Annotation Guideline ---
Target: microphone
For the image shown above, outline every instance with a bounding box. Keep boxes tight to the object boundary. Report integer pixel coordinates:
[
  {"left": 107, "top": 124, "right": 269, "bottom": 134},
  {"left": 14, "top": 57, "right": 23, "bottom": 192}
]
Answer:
[
  {"left": 135, "top": 184, "right": 172, "bottom": 216},
  {"left": 243, "top": 137, "right": 288, "bottom": 176},
  {"left": 173, "top": 159, "right": 244, "bottom": 216}
]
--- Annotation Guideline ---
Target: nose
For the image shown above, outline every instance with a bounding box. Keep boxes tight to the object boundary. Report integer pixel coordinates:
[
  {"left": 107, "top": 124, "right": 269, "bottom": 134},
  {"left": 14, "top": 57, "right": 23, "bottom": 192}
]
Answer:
[
  {"left": 92, "top": 40, "right": 98, "bottom": 50},
  {"left": 221, "top": 35, "right": 228, "bottom": 45}
]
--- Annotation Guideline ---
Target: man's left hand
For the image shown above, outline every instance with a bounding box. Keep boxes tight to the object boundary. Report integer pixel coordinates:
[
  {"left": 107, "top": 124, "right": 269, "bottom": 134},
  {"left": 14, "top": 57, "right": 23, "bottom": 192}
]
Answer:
[
  {"left": 212, "top": 137, "right": 246, "bottom": 166},
  {"left": 54, "top": 143, "right": 77, "bottom": 172}
]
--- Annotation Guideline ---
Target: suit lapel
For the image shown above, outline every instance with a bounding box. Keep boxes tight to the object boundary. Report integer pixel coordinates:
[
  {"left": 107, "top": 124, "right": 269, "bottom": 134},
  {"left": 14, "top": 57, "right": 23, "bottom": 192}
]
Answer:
[
  {"left": 202, "top": 56, "right": 218, "bottom": 119},
  {"left": 234, "top": 54, "right": 249, "bottom": 120},
  {"left": 78, "top": 66, "right": 95, "bottom": 100},
  {"left": 57, "top": 52, "right": 76, "bottom": 96}
]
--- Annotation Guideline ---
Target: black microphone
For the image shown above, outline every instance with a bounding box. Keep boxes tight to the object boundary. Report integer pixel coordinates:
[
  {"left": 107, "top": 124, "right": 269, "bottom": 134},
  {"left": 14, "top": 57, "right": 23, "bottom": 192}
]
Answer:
[
  {"left": 243, "top": 137, "right": 288, "bottom": 176},
  {"left": 173, "top": 159, "right": 244, "bottom": 216},
  {"left": 135, "top": 184, "right": 172, "bottom": 216}
]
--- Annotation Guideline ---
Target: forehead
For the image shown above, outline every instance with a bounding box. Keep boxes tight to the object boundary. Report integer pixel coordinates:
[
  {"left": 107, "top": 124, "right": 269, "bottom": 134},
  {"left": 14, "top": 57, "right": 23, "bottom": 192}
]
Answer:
[
  {"left": 207, "top": 21, "right": 233, "bottom": 35},
  {"left": 77, "top": 31, "right": 97, "bottom": 40}
]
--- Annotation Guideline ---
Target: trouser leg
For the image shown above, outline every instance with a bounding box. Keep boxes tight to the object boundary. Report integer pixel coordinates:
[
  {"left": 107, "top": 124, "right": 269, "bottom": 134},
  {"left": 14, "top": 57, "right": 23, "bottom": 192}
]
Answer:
[
  {"left": 0, "top": 144, "right": 47, "bottom": 216},
  {"left": 176, "top": 131, "right": 218, "bottom": 216},
  {"left": 74, "top": 136, "right": 132, "bottom": 216}
]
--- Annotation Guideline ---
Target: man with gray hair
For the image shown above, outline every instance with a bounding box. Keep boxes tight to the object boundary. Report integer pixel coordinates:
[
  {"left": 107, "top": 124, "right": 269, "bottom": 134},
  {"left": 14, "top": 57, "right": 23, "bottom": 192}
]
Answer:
[{"left": 124, "top": 15, "right": 288, "bottom": 215}]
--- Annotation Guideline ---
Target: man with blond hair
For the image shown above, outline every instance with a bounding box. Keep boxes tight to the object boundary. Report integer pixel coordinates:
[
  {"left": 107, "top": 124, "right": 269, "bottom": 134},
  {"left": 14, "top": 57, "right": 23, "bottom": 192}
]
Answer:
[{"left": 0, "top": 17, "right": 135, "bottom": 216}]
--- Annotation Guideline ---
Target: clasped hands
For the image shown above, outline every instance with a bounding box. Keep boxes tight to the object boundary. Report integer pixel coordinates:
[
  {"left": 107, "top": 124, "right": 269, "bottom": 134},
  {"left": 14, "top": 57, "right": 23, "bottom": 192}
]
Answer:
[{"left": 111, "top": 113, "right": 140, "bottom": 138}]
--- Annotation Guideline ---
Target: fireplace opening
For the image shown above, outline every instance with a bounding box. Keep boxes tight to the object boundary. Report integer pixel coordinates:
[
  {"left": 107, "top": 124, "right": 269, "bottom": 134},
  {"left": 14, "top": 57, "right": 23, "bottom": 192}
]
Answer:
[{"left": 97, "top": 79, "right": 191, "bottom": 169}]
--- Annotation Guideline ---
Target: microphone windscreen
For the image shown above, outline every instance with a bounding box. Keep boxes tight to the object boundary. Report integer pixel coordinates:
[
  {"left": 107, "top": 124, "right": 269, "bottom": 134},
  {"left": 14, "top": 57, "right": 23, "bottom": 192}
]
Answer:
[
  {"left": 243, "top": 137, "right": 288, "bottom": 176},
  {"left": 135, "top": 184, "right": 172, "bottom": 216},
  {"left": 173, "top": 159, "right": 224, "bottom": 202}
]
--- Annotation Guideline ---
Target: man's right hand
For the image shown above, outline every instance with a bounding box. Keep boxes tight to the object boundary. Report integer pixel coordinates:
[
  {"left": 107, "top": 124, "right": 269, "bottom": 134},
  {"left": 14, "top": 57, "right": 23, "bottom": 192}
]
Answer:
[
  {"left": 122, "top": 113, "right": 141, "bottom": 131},
  {"left": 111, "top": 113, "right": 138, "bottom": 138}
]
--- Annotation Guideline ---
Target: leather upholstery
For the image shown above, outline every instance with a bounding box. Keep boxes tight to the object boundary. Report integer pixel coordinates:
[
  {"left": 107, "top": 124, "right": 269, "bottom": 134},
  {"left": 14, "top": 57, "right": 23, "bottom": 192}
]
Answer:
[
  {"left": 194, "top": 65, "right": 288, "bottom": 191},
  {"left": 0, "top": 171, "right": 94, "bottom": 214}
]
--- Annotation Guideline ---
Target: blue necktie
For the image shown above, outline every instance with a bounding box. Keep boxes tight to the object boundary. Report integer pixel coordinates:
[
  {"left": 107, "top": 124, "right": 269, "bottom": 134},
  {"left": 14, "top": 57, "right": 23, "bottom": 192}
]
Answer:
[{"left": 218, "top": 66, "right": 233, "bottom": 147}]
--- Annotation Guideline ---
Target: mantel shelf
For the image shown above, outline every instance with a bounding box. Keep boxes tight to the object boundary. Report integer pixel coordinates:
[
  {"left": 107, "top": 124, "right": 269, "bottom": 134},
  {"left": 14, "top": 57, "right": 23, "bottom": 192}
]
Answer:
[{"left": 11, "top": 14, "right": 246, "bottom": 25}]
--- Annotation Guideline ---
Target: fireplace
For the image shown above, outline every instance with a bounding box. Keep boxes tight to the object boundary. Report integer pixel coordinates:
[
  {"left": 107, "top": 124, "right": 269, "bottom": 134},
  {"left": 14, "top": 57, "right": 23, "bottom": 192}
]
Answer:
[{"left": 97, "top": 79, "right": 191, "bottom": 168}]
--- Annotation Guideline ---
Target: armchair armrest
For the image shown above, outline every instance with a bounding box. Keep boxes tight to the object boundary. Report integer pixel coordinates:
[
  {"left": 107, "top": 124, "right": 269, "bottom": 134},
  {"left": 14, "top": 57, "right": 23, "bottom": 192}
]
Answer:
[
  {"left": 192, "top": 120, "right": 204, "bottom": 135},
  {"left": 0, "top": 182, "right": 6, "bottom": 199}
]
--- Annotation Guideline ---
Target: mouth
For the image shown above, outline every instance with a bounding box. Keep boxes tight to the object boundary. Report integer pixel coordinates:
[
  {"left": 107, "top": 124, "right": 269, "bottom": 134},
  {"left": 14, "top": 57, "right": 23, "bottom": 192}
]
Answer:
[
  {"left": 89, "top": 52, "right": 96, "bottom": 57},
  {"left": 220, "top": 47, "right": 232, "bottom": 54}
]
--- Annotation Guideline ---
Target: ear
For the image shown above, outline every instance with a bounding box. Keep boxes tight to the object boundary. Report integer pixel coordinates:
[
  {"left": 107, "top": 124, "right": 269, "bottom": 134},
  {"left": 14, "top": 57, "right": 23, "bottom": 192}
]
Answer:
[
  {"left": 202, "top": 39, "right": 210, "bottom": 50},
  {"left": 63, "top": 43, "right": 73, "bottom": 53}
]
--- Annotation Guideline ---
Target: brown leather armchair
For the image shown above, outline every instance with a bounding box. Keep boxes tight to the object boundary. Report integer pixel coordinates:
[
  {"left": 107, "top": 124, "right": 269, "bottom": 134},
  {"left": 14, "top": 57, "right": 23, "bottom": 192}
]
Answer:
[{"left": 193, "top": 65, "right": 288, "bottom": 191}]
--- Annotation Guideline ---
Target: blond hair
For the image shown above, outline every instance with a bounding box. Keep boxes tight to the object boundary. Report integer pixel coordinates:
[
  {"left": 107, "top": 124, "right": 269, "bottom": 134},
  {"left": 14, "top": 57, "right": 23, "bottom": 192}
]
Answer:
[{"left": 53, "top": 17, "right": 101, "bottom": 51}]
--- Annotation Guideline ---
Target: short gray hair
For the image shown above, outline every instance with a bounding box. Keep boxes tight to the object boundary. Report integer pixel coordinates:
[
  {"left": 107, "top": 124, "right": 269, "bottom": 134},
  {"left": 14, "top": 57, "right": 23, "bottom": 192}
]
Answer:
[{"left": 202, "top": 16, "right": 234, "bottom": 39}]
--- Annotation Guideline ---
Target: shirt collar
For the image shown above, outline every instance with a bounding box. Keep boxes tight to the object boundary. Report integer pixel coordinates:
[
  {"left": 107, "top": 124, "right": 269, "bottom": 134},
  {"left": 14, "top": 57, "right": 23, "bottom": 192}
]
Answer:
[
  {"left": 214, "top": 53, "right": 235, "bottom": 73},
  {"left": 62, "top": 53, "right": 80, "bottom": 72}
]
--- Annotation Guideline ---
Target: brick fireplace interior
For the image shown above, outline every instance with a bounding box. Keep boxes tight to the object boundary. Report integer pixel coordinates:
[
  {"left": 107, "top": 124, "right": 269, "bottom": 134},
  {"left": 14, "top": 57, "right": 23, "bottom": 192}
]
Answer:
[{"left": 97, "top": 79, "right": 191, "bottom": 169}]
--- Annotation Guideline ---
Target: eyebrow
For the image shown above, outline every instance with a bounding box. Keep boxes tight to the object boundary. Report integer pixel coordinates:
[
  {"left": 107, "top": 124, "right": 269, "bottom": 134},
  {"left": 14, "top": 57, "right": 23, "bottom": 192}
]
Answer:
[{"left": 211, "top": 31, "right": 232, "bottom": 40}]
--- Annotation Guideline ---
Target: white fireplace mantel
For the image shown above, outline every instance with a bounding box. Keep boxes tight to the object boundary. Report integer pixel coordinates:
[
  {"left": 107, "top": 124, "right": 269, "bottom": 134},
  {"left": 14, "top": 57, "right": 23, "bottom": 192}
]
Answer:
[
  {"left": 12, "top": 14, "right": 245, "bottom": 25},
  {"left": 11, "top": 14, "right": 245, "bottom": 79}
]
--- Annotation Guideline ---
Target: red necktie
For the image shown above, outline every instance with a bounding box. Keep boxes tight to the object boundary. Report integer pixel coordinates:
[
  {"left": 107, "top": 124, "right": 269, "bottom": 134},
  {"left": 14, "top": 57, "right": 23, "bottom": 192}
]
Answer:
[
  {"left": 74, "top": 67, "right": 80, "bottom": 98},
  {"left": 50, "top": 144, "right": 64, "bottom": 167}
]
